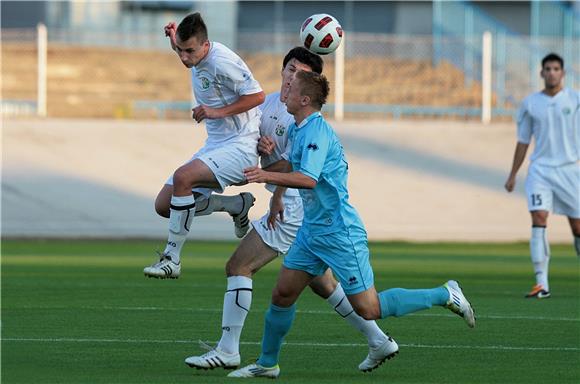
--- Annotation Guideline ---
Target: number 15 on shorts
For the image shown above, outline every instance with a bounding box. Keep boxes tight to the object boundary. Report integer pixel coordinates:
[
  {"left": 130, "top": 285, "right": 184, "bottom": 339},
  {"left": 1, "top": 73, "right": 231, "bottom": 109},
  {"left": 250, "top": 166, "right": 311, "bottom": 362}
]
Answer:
[{"left": 530, "top": 193, "right": 543, "bottom": 207}]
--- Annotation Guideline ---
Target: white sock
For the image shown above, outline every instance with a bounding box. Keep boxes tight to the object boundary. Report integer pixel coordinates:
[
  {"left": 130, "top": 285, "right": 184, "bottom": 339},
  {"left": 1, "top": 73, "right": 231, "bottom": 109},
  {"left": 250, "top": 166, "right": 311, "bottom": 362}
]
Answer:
[
  {"left": 163, "top": 195, "right": 195, "bottom": 263},
  {"left": 217, "top": 276, "right": 253, "bottom": 355},
  {"left": 326, "top": 283, "right": 387, "bottom": 348},
  {"left": 530, "top": 226, "right": 550, "bottom": 290},
  {"left": 194, "top": 194, "right": 243, "bottom": 217}
]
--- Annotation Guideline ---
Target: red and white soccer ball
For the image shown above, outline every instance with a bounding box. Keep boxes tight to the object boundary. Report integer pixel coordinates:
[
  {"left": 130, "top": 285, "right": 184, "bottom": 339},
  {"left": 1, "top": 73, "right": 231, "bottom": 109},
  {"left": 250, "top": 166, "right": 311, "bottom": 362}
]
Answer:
[{"left": 300, "top": 14, "right": 343, "bottom": 55}]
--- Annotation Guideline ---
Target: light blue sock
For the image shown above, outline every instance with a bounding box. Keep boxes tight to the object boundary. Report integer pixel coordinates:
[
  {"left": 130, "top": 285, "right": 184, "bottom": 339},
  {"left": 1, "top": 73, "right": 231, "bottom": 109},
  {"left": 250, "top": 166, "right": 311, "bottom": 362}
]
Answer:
[
  {"left": 257, "top": 304, "right": 296, "bottom": 368},
  {"left": 378, "top": 287, "right": 449, "bottom": 318}
]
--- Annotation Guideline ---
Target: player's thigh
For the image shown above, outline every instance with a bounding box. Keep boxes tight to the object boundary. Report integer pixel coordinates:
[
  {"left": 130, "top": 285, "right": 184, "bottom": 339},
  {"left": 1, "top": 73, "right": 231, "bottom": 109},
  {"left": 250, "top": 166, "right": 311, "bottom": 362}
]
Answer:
[
  {"left": 271, "top": 266, "right": 314, "bottom": 307},
  {"left": 283, "top": 230, "right": 329, "bottom": 278},
  {"left": 347, "top": 286, "right": 381, "bottom": 320},
  {"left": 312, "top": 228, "right": 375, "bottom": 296},
  {"left": 525, "top": 165, "right": 553, "bottom": 214},
  {"left": 173, "top": 159, "right": 220, "bottom": 189},
  {"left": 195, "top": 144, "right": 259, "bottom": 192},
  {"left": 226, "top": 229, "right": 278, "bottom": 277},
  {"left": 309, "top": 269, "right": 338, "bottom": 299},
  {"left": 155, "top": 184, "right": 173, "bottom": 218}
]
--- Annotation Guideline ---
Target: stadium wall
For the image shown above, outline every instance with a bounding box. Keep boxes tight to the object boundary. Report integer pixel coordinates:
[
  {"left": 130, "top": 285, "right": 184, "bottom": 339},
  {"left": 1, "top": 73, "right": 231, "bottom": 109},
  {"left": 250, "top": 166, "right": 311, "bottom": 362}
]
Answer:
[{"left": 1, "top": 118, "right": 573, "bottom": 242}]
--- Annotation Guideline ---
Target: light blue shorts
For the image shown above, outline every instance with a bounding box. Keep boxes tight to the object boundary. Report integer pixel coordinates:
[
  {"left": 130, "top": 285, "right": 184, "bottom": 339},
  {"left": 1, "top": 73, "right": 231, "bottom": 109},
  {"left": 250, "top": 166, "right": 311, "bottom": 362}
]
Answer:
[{"left": 283, "top": 226, "right": 374, "bottom": 295}]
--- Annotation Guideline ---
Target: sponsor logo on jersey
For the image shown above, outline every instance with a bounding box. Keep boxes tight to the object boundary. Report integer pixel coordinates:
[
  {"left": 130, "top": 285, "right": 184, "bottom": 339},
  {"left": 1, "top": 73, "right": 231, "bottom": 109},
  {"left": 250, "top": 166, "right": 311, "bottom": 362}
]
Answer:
[
  {"left": 562, "top": 106, "right": 571, "bottom": 115},
  {"left": 200, "top": 77, "right": 211, "bottom": 90},
  {"left": 275, "top": 125, "right": 286, "bottom": 136},
  {"left": 307, "top": 143, "right": 319, "bottom": 151}
]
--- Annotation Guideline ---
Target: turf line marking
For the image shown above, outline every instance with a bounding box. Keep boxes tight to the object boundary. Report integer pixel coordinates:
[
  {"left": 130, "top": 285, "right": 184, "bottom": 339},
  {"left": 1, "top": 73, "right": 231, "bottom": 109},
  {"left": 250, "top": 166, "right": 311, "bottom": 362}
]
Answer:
[
  {"left": 109, "top": 307, "right": 580, "bottom": 322},
  {"left": 3, "top": 337, "right": 578, "bottom": 352}
]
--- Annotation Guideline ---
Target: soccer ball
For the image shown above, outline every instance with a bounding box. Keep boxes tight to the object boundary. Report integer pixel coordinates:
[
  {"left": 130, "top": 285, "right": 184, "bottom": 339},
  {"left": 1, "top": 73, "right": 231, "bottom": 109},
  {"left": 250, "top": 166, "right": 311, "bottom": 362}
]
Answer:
[{"left": 300, "top": 14, "right": 343, "bottom": 55}]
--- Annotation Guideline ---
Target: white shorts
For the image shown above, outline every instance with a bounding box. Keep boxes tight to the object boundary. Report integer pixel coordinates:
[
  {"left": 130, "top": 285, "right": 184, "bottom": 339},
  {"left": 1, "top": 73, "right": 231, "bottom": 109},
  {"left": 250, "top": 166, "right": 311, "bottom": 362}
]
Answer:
[
  {"left": 251, "top": 195, "right": 303, "bottom": 254},
  {"left": 525, "top": 162, "right": 580, "bottom": 218},
  {"left": 166, "top": 141, "right": 259, "bottom": 197}
]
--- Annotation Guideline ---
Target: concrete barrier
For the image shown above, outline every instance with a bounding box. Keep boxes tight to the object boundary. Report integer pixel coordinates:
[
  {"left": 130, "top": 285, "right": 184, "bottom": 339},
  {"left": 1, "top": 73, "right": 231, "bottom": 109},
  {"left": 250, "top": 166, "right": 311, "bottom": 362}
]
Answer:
[{"left": 1, "top": 118, "right": 573, "bottom": 243}]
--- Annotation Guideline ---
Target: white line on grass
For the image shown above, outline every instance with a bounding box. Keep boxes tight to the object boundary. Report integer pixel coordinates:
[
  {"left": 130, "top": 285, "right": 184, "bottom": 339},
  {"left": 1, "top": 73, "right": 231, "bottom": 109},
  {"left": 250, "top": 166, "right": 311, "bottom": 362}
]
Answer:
[
  {"left": 109, "top": 306, "right": 580, "bottom": 322},
  {"left": 2, "top": 337, "right": 578, "bottom": 352}
]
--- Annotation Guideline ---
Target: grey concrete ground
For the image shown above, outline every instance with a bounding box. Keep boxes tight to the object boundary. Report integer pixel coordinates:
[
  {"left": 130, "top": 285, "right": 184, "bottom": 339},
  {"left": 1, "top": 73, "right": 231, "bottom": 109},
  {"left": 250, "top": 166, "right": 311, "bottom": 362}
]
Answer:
[{"left": 1, "top": 118, "right": 574, "bottom": 243}]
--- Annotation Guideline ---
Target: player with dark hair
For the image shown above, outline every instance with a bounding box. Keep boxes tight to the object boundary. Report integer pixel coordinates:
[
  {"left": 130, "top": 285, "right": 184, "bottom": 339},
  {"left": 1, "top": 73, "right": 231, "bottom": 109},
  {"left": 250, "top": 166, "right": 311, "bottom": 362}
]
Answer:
[
  {"left": 505, "top": 52, "right": 580, "bottom": 299},
  {"left": 143, "top": 12, "right": 265, "bottom": 278},
  {"left": 184, "top": 47, "right": 396, "bottom": 373}
]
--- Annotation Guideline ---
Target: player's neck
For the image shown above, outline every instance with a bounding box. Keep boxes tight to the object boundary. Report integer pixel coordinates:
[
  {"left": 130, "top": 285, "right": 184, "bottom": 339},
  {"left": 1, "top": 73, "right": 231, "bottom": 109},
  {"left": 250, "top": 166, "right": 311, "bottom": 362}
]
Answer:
[
  {"left": 542, "top": 84, "right": 563, "bottom": 97},
  {"left": 293, "top": 107, "right": 317, "bottom": 126}
]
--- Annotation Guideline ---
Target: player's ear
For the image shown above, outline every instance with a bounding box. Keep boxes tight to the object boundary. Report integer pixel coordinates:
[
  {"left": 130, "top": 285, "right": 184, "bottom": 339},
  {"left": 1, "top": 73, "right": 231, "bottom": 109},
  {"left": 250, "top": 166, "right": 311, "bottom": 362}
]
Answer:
[{"left": 301, "top": 95, "right": 311, "bottom": 106}]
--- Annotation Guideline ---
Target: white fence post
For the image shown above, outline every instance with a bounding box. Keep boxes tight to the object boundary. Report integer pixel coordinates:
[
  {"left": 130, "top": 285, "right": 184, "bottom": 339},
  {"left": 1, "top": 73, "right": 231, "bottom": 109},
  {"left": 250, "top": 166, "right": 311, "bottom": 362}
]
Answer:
[
  {"left": 37, "top": 23, "right": 47, "bottom": 117},
  {"left": 334, "top": 34, "right": 345, "bottom": 121},
  {"left": 481, "top": 31, "right": 492, "bottom": 124}
]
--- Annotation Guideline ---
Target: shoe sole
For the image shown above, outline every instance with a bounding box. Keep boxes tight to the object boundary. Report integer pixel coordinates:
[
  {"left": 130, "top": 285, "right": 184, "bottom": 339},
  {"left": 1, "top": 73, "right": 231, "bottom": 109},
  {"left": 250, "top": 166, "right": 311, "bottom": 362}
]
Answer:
[
  {"left": 360, "top": 350, "right": 399, "bottom": 373},
  {"left": 186, "top": 362, "right": 239, "bottom": 370},
  {"left": 454, "top": 281, "right": 476, "bottom": 328},
  {"left": 233, "top": 193, "right": 256, "bottom": 238},
  {"left": 144, "top": 273, "right": 179, "bottom": 280}
]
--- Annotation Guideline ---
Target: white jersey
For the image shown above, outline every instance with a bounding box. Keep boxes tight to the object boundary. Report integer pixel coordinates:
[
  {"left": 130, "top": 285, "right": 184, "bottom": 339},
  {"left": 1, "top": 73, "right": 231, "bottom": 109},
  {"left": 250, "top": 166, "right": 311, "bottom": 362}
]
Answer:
[
  {"left": 517, "top": 87, "right": 580, "bottom": 167},
  {"left": 259, "top": 92, "right": 300, "bottom": 197},
  {"left": 191, "top": 42, "right": 262, "bottom": 146}
]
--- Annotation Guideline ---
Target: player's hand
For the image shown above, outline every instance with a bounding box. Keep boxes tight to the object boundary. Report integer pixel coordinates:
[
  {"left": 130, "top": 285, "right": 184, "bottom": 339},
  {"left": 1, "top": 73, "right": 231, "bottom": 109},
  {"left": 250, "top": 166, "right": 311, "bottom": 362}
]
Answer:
[
  {"left": 244, "top": 166, "right": 269, "bottom": 184},
  {"left": 258, "top": 136, "right": 276, "bottom": 156},
  {"left": 192, "top": 105, "right": 223, "bottom": 122},
  {"left": 267, "top": 196, "right": 285, "bottom": 230},
  {"left": 504, "top": 176, "right": 516, "bottom": 192},
  {"left": 164, "top": 22, "right": 177, "bottom": 50}
]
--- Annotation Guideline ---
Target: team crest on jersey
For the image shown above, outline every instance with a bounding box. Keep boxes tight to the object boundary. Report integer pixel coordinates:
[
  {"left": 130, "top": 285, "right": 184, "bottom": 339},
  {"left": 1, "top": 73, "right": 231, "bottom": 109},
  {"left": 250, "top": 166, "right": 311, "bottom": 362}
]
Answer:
[
  {"left": 562, "top": 106, "right": 571, "bottom": 115},
  {"left": 200, "top": 77, "right": 211, "bottom": 90},
  {"left": 275, "top": 125, "right": 286, "bottom": 136}
]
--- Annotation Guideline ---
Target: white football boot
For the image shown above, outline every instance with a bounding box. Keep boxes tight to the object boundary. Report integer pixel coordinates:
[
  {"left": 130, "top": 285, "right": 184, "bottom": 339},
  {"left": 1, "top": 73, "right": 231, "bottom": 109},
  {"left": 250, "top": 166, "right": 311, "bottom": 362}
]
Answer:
[
  {"left": 143, "top": 254, "right": 181, "bottom": 279},
  {"left": 227, "top": 363, "right": 280, "bottom": 379},
  {"left": 231, "top": 192, "right": 255, "bottom": 238},
  {"left": 358, "top": 335, "right": 399, "bottom": 372},
  {"left": 185, "top": 347, "right": 240, "bottom": 370},
  {"left": 444, "top": 280, "right": 476, "bottom": 328}
]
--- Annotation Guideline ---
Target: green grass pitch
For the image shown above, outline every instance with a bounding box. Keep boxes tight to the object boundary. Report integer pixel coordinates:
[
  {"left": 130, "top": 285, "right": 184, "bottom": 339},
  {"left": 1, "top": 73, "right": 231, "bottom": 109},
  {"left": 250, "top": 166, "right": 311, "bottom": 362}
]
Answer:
[{"left": 2, "top": 240, "right": 579, "bottom": 383}]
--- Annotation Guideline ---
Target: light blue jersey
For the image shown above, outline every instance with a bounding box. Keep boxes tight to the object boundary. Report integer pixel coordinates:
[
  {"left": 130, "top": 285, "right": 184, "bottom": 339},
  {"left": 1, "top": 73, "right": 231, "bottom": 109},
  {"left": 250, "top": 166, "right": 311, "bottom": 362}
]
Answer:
[{"left": 287, "top": 112, "right": 365, "bottom": 235}]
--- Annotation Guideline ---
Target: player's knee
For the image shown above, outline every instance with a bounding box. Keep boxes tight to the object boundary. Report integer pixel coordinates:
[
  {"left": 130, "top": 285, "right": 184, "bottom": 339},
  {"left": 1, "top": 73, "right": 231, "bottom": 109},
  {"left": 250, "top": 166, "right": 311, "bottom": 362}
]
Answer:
[
  {"left": 351, "top": 302, "right": 380, "bottom": 320},
  {"left": 309, "top": 278, "right": 336, "bottom": 299},
  {"left": 173, "top": 167, "right": 193, "bottom": 188},
  {"left": 225, "top": 257, "right": 249, "bottom": 277},
  {"left": 154, "top": 200, "right": 170, "bottom": 218},
  {"left": 271, "top": 285, "right": 298, "bottom": 307},
  {"left": 531, "top": 211, "right": 548, "bottom": 226}
]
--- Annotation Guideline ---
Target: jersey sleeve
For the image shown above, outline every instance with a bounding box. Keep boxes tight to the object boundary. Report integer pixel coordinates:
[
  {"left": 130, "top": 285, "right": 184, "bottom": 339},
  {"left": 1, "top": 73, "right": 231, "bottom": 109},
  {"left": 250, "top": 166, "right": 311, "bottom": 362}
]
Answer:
[
  {"left": 215, "top": 57, "right": 262, "bottom": 96},
  {"left": 516, "top": 98, "right": 532, "bottom": 144},
  {"left": 296, "top": 126, "right": 330, "bottom": 182}
]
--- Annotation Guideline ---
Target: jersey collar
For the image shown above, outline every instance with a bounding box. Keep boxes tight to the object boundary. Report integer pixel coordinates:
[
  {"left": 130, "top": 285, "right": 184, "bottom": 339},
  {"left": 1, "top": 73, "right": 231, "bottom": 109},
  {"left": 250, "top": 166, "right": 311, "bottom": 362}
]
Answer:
[{"left": 295, "top": 111, "right": 322, "bottom": 130}]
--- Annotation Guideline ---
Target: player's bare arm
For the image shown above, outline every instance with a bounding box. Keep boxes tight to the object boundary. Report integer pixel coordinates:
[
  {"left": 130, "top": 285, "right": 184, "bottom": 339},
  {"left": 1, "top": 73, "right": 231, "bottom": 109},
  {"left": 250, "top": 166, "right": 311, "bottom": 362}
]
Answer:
[
  {"left": 192, "top": 92, "right": 265, "bottom": 123},
  {"left": 267, "top": 186, "right": 287, "bottom": 229},
  {"left": 505, "top": 142, "right": 529, "bottom": 192},
  {"left": 164, "top": 21, "right": 177, "bottom": 51},
  {"left": 244, "top": 166, "right": 315, "bottom": 189}
]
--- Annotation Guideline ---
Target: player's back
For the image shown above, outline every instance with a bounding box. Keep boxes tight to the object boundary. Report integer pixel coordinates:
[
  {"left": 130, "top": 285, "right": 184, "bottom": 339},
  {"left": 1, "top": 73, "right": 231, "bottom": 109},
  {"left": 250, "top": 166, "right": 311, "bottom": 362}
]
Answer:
[{"left": 191, "top": 42, "right": 262, "bottom": 146}]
